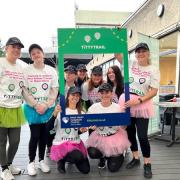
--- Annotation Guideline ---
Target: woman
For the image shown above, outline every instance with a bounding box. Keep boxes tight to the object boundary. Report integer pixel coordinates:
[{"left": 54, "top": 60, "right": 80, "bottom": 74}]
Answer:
[
  {"left": 81, "top": 66, "right": 103, "bottom": 110},
  {"left": 23, "top": 44, "right": 58, "bottom": 176},
  {"left": 64, "top": 65, "right": 77, "bottom": 98},
  {"left": 76, "top": 64, "right": 88, "bottom": 88},
  {"left": 86, "top": 83, "right": 130, "bottom": 172},
  {"left": 117, "top": 43, "right": 160, "bottom": 179},
  {"left": 50, "top": 86, "right": 90, "bottom": 174},
  {"left": 107, "top": 65, "right": 124, "bottom": 103},
  {"left": 0, "top": 37, "right": 26, "bottom": 180}
]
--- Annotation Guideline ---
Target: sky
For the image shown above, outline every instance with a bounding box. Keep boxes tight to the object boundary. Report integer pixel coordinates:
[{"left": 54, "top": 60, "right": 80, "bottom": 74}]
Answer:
[{"left": 0, "top": 0, "right": 145, "bottom": 50}]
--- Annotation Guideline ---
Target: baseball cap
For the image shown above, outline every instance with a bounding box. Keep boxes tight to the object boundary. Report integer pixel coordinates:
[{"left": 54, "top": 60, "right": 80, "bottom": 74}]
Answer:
[
  {"left": 76, "top": 64, "right": 87, "bottom": 71},
  {"left": 65, "top": 65, "right": 77, "bottom": 74},
  {"left": 29, "top": 44, "right": 43, "bottom": 54},
  {"left": 91, "top": 66, "right": 102, "bottom": 75},
  {"left": 98, "top": 83, "right": 113, "bottom": 92},
  {"left": 135, "top": 43, "right": 149, "bottom": 53},
  {"left": 68, "top": 86, "right": 81, "bottom": 95},
  {"left": 6, "top": 37, "right": 24, "bottom": 48}
]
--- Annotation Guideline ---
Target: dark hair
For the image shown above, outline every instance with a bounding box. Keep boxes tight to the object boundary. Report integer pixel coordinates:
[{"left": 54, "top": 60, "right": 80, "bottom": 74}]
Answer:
[
  {"left": 107, "top": 65, "right": 124, "bottom": 98},
  {"left": 88, "top": 75, "right": 103, "bottom": 91},
  {"left": 65, "top": 91, "right": 82, "bottom": 114}
]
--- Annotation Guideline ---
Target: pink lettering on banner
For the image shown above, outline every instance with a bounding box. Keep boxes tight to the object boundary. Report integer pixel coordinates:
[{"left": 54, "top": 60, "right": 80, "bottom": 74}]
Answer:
[{"left": 5, "top": 70, "right": 24, "bottom": 80}]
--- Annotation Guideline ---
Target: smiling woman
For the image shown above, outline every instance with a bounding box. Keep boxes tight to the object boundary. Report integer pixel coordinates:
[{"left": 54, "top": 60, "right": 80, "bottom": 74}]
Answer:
[
  {"left": 0, "top": 37, "right": 25, "bottom": 180},
  {"left": 117, "top": 42, "right": 160, "bottom": 179}
]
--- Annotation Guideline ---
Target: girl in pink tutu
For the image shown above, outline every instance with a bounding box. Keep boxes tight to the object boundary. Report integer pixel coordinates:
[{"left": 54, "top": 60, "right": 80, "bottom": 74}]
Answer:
[
  {"left": 49, "top": 86, "right": 90, "bottom": 174},
  {"left": 86, "top": 83, "right": 130, "bottom": 172},
  {"left": 116, "top": 43, "right": 160, "bottom": 179}
]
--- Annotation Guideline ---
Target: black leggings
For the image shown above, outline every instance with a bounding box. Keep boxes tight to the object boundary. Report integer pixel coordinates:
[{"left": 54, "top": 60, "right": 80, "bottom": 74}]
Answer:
[
  {"left": 61, "top": 150, "right": 90, "bottom": 174},
  {"left": 126, "top": 117, "right": 150, "bottom": 158},
  {"left": 29, "top": 124, "right": 47, "bottom": 162},
  {"left": 88, "top": 147, "right": 124, "bottom": 172}
]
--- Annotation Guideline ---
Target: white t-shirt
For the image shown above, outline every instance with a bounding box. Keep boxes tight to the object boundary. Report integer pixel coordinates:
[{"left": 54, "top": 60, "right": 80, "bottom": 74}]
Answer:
[
  {"left": 53, "top": 108, "right": 84, "bottom": 145},
  {"left": 129, "top": 61, "right": 160, "bottom": 96},
  {"left": 24, "top": 64, "right": 58, "bottom": 104},
  {"left": 81, "top": 81, "right": 101, "bottom": 104},
  {"left": 0, "top": 58, "right": 25, "bottom": 108},
  {"left": 112, "top": 86, "right": 119, "bottom": 103},
  {"left": 87, "top": 102, "right": 122, "bottom": 136}
]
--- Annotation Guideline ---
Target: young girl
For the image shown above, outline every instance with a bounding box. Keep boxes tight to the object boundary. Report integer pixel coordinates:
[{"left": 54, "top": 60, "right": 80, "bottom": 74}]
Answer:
[
  {"left": 86, "top": 83, "right": 130, "bottom": 172},
  {"left": 49, "top": 86, "right": 90, "bottom": 174},
  {"left": 23, "top": 44, "right": 58, "bottom": 176}
]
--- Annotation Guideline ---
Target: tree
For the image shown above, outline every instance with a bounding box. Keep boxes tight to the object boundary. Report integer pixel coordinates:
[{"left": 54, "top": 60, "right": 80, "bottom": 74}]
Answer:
[{"left": 0, "top": 40, "right": 5, "bottom": 57}]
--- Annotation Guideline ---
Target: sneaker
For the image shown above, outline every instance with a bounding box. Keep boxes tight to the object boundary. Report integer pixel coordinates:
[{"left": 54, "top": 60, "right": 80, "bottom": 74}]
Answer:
[
  {"left": 57, "top": 160, "right": 66, "bottom": 173},
  {"left": 98, "top": 158, "right": 106, "bottom": 169},
  {"left": 126, "top": 158, "right": 140, "bottom": 169},
  {"left": 46, "top": 147, "right": 50, "bottom": 157},
  {"left": 27, "top": 162, "right": 37, "bottom": 176},
  {"left": 144, "top": 163, "right": 152, "bottom": 179},
  {"left": 38, "top": 160, "right": 50, "bottom": 173},
  {"left": 1, "top": 169, "right": 14, "bottom": 180},
  {"left": 8, "top": 164, "right": 21, "bottom": 175}
]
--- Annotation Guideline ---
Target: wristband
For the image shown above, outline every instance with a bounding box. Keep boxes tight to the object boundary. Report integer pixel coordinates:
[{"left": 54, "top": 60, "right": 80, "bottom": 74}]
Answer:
[{"left": 138, "top": 98, "right": 143, "bottom": 104}]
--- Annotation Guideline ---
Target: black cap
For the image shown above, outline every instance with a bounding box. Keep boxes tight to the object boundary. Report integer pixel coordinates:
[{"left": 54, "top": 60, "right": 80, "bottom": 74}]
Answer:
[
  {"left": 6, "top": 37, "right": 24, "bottom": 48},
  {"left": 135, "top": 43, "right": 149, "bottom": 52},
  {"left": 65, "top": 65, "right": 77, "bottom": 73},
  {"left": 98, "top": 83, "right": 113, "bottom": 92},
  {"left": 29, "top": 44, "right": 43, "bottom": 54},
  {"left": 76, "top": 64, "right": 87, "bottom": 71},
  {"left": 68, "top": 86, "right": 81, "bottom": 95},
  {"left": 91, "top": 66, "right": 102, "bottom": 75}
]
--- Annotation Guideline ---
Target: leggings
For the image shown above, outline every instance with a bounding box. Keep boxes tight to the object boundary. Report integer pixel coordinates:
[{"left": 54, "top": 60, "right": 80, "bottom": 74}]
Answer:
[
  {"left": 60, "top": 150, "right": 90, "bottom": 174},
  {"left": 0, "top": 127, "right": 21, "bottom": 166},
  {"left": 29, "top": 124, "right": 47, "bottom": 162},
  {"left": 88, "top": 147, "right": 124, "bottom": 172},
  {"left": 126, "top": 117, "right": 150, "bottom": 158}
]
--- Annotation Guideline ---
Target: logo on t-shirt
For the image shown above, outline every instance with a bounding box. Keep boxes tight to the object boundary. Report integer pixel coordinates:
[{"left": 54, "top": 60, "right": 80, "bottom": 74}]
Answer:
[
  {"left": 8, "top": 84, "right": 15, "bottom": 92},
  {"left": 30, "top": 87, "right": 37, "bottom": 94},
  {"left": 19, "top": 81, "right": 24, "bottom": 88},
  {"left": 129, "top": 77, "right": 134, "bottom": 84},
  {"left": 65, "top": 128, "right": 71, "bottom": 134},
  {"left": 139, "top": 78, "right": 146, "bottom": 84},
  {"left": 99, "top": 127, "right": 104, "bottom": 131},
  {"left": 42, "top": 83, "right": 48, "bottom": 90}
]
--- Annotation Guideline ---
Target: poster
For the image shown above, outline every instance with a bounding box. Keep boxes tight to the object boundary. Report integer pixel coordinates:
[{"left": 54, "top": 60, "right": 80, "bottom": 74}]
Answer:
[{"left": 58, "top": 28, "right": 130, "bottom": 128}]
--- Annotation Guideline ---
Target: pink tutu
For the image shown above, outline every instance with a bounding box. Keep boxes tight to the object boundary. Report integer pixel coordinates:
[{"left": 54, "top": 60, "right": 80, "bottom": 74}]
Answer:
[
  {"left": 119, "top": 93, "right": 154, "bottom": 118},
  {"left": 50, "top": 140, "right": 87, "bottom": 161},
  {"left": 86, "top": 128, "right": 130, "bottom": 157}
]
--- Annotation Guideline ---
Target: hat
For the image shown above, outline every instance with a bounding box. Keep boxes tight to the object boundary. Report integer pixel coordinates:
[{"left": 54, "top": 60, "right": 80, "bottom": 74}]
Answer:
[
  {"left": 91, "top": 66, "right": 102, "bottom": 75},
  {"left": 76, "top": 64, "right": 87, "bottom": 71},
  {"left": 68, "top": 86, "right": 81, "bottom": 95},
  {"left": 98, "top": 83, "right": 113, "bottom": 92},
  {"left": 65, "top": 65, "right": 77, "bottom": 73},
  {"left": 135, "top": 43, "right": 149, "bottom": 52},
  {"left": 6, "top": 37, "right": 24, "bottom": 48},
  {"left": 29, "top": 44, "right": 43, "bottom": 54}
]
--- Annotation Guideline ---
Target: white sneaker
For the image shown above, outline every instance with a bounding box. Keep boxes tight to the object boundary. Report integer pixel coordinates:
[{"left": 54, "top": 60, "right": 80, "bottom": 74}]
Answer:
[
  {"left": 27, "top": 162, "right": 37, "bottom": 176},
  {"left": 38, "top": 160, "right": 50, "bottom": 173},
  {"left": 8, "top": 164, "right": 21, "bottom": 175},
  {"left": 1, "top": 169, "right": 14, "bottom": 180}
]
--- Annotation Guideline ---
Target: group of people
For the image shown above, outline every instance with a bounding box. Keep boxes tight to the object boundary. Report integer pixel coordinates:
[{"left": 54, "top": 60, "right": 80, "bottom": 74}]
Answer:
[{"left": 0, "top": 37, "right": 159, "bottom": 180}]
